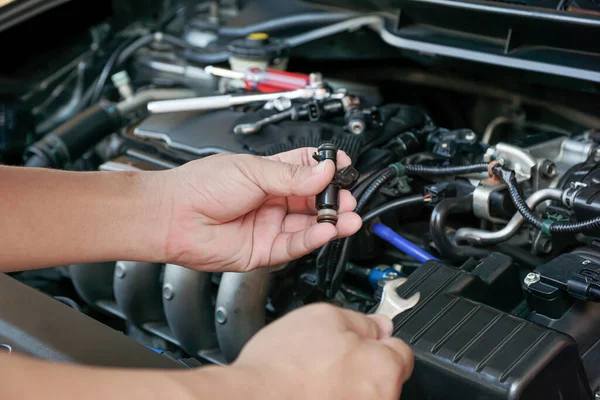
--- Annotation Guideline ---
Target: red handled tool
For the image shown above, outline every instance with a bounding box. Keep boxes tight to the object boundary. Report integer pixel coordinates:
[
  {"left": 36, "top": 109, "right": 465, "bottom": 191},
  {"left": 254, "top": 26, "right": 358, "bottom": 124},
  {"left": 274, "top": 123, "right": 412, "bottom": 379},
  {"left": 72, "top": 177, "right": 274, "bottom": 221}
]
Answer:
[{"left": 205, "top": 66, "right": 310, "bottom": 93}]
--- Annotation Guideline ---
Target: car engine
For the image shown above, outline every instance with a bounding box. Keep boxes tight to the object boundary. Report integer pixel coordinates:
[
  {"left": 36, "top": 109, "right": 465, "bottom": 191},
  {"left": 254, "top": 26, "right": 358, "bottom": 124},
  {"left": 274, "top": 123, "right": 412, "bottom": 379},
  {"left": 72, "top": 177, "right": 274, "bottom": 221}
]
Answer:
[{"left": 4, "top": 0, "right": 600, "bottom": 398}]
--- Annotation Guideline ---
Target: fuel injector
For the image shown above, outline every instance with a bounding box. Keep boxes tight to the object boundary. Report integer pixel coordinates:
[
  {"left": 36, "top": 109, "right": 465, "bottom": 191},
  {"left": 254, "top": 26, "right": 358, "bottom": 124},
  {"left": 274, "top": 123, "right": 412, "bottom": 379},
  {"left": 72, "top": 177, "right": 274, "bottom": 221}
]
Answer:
[{"left": 313, "top": 143, "right": 359, "bottom": 225}]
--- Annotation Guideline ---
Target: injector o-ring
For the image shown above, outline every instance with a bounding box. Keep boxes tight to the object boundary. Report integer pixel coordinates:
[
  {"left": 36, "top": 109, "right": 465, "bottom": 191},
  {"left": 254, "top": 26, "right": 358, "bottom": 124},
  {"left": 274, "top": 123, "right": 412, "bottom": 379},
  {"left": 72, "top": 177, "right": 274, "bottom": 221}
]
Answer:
[{"left": 313, "top": 143, "right": 359, "bottom": 225}]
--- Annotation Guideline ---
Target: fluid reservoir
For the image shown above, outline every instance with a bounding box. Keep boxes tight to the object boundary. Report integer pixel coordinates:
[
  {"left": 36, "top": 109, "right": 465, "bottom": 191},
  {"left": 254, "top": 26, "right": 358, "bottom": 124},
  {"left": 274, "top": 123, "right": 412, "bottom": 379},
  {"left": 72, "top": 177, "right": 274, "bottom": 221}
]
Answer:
[{"left": 227, "top": 32, "right": 290, "bottom": 72}]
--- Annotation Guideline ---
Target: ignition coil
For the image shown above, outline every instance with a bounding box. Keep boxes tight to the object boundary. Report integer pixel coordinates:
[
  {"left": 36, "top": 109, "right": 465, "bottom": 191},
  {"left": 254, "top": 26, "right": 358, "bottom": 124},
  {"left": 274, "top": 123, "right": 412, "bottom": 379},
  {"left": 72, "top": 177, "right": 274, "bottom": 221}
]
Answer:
[{"left": 313, "top": 143, "right": 359, "bottom": 225}]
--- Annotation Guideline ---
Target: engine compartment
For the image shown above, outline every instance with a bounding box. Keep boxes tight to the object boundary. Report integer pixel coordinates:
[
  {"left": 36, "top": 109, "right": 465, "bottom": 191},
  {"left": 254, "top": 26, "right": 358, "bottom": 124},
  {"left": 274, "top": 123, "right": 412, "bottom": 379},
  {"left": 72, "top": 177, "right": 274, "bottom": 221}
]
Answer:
[{"left": 4, "top": 0, "right": 600, "bottom": 398}]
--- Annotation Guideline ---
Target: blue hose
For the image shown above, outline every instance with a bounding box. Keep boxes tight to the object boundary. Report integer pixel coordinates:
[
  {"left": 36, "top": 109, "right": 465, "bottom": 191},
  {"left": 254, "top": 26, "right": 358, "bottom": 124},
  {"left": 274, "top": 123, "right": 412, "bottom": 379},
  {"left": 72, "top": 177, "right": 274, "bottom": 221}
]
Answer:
[{"left": 372, "top": 223, "right": 439, "bottom": 263}]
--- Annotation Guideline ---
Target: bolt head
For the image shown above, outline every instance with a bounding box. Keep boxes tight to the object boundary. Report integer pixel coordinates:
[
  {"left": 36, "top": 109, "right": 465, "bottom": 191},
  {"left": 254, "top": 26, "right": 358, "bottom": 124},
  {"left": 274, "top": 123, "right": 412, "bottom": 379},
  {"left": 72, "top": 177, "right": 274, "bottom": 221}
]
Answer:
[
  {"left": 540, "top": 160, "right": 557, "bottom": 179},
  {"left": 464, "top": 131, "right": 477, "bottom": 141},
  {"left": 385, "top": 272, "right": 400, "bottom": 281},
  {"left": 115, "top": 262, "right": 126, "bottom": 279},
  {"left": 524, "top": 272, "right": 541, "bottom": 286},
  {"left": 216, "top": 307, "right": 228, "bottom": 324},
  {"left": 162, "top": 284, "right": 174, "bottom": 300},
  {"left": 272, "top": 97, "right": 292, "bottom": 112}
]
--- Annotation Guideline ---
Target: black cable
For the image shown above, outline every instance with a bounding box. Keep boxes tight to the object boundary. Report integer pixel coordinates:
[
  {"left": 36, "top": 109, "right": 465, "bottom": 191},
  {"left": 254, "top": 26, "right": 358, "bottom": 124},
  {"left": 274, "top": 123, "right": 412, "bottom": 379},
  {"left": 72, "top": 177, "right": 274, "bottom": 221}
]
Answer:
[
  {"left": 327, "top": 168, "right": 397, "bottom": 282},
  {"left": 90, "top": 35, "right": 144, "bottom": 104},
  {"left": 325, "top": 161, "right": 489, "bottom": 295},
  {"left": 495, "top": 167, "right": 600, "bottom": 234},
  {"left": 356, "top": 167, "right": 397, "bottom": 213},
  {"left": 318, "top": 167, "right": 390, "bottom": 289},
  {"left": 320, "top": 167, "right": 399, "bottom": 294},
  {"left": 328, "top": 195, "right": 426, "bottom": 296},
  {"left": 92, "top": 31, "right": 196, "bottom": 105},
  {"left": 430, "top": 196, "right": 490, "bottom": 262},
  {"left": 405, "top": 163, "right": 489, "bottom": 176},
  {"left": 116, "top": 34, "right": 154, "bottom": 66},
  {"left": 362, "top": 195, "right": 425, "bottom": 224}
]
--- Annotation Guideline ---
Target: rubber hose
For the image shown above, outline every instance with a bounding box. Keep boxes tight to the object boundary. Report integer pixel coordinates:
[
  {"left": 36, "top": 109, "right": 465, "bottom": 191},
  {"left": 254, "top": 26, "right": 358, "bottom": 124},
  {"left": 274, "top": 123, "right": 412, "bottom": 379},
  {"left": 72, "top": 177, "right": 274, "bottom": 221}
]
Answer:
[
  {"left": 497, "top": 167, "right": 600, "bottom": 234},
  {"left": 318, "top": 168, "right": 389, "bottom": 289},
  {"left": 405, "top": 163, "right": 489, "bottom": 176},
  {"left": 430, "top": 197, "right": 490, "bottom": 262},
  {"left": 372, "top": 223, "right": 439, "bottom": 263},
  {"left": 326, "top": 167, "right": 398, "bottom": 293},
  {"left": 328, "top": 195, "right": 424, "bottom": 296},
  {"left": 91, "top": 36, "right": 145, "bottom": 104},
  {"left": 362, "top": 195, "right": 425, "bottom": 224},
  {"left": 356, "top": 167, "right": 397, "bottom": 212},
  {"left": 215, "top": 12, "right": 356, "bottom": 37}
]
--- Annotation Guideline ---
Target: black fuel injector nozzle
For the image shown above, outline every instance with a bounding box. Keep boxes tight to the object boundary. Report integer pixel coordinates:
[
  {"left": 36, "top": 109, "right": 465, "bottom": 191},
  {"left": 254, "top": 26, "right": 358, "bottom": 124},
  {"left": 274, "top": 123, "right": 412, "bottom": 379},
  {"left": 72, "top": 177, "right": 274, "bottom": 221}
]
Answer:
[{"left": 313, "top": 143, "right": 359, "bottom": 225}]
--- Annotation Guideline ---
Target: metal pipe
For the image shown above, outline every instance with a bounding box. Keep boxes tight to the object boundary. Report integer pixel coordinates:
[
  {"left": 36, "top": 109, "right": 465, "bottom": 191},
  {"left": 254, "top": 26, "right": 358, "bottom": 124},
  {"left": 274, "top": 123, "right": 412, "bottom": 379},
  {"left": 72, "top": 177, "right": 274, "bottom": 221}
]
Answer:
[
  {"left": 117, "top": 88, "right": 197, "bottom": 114},
  {"left": 455, "top": 188, "right": 563, "bottom": 246},
  {"left": 147, "top": 88, "right": 315, "bottom": 114}
]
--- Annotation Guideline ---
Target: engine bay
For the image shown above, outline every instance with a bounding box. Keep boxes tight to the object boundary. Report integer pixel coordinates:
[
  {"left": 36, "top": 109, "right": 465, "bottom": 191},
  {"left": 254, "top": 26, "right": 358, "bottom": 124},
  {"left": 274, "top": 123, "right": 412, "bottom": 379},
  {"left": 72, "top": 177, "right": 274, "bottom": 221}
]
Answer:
[{"left": 4, "top": 0, "right": 600, "bottom": 398}]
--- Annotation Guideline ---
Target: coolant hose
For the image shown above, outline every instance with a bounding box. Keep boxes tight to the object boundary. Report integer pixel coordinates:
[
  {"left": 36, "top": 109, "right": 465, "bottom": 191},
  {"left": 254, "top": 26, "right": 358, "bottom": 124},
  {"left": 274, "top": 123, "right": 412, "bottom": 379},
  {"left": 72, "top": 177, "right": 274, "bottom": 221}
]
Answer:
[
  {"left": 25, "top": 89, "right": 197, "bottom": 169},
  {"left": 372, "top": 223, "right": 438, "bottom": 263},
  {"left": 495, "top": 167, "right": 600, "bottom": 234},
  {"left": 430, "top": 196, "right": 490, "bottom": 262}
]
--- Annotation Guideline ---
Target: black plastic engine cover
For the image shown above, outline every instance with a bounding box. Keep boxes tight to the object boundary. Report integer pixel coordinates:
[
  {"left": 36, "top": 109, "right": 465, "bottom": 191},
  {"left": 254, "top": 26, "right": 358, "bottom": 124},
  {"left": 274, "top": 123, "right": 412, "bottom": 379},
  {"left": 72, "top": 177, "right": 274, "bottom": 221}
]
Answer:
[{"left": 393, "top": 256, "right": 592, "bottom": 400}]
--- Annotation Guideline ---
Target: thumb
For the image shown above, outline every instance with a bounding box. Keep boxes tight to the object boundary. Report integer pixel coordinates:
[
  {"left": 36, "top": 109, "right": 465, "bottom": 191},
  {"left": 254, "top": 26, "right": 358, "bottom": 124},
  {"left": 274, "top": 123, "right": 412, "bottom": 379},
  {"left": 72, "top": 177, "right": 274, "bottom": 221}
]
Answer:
[{"left": 242, "top": 156, "right": 336, "bottom": 197}]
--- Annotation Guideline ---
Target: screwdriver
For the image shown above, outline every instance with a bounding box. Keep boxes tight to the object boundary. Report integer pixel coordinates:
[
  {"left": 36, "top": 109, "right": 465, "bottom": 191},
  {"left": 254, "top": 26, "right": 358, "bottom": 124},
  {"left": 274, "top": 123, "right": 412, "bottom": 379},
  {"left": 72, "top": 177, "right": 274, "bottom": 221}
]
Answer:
[{"left": 205, "top": 65, "right": 310, "bottom": 93}]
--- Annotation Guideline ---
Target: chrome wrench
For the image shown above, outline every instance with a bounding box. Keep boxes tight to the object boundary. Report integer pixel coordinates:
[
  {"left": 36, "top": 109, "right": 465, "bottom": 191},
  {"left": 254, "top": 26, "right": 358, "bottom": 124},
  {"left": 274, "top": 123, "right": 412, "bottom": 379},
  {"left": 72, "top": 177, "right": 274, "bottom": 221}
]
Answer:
[{"left": 374, "top": 278, "right": 420, "bottom": 320}]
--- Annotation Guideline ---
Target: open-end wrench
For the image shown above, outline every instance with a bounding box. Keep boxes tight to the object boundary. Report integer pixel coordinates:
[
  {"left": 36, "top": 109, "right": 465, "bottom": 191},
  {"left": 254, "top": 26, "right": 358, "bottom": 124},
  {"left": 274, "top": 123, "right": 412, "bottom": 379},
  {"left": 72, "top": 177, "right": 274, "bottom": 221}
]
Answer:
[
  {"left": 374, "top": 278, "right": 420, "bottom": 320},
  {"left": 233, "top": 107, "right": 304, "bottom": 135}
]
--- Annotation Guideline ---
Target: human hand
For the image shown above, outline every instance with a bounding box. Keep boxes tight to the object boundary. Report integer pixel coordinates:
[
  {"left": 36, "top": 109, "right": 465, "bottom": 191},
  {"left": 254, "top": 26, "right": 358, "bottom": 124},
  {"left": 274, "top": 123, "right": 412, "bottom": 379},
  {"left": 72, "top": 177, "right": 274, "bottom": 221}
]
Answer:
[
  {"left": 160, "top": 148, "right": 362, "bottom": 272},
  {"left": 232, "top": 304, "right": 414, "bottom": 400}
]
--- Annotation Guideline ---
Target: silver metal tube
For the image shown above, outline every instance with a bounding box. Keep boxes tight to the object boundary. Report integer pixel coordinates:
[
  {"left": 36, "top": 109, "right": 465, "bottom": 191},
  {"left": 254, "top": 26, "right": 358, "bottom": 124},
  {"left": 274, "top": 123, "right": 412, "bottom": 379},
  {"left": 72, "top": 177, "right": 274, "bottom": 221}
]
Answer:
[
  {"left": 144, "top": 60, "right": 212, "bottom": 81},
  {"left": 454, "top": 188, "right": 563, "bottom": 246},
  {"left": 205, "top": 65, "right": 245, "bottom": 80},
  {"left": 147, "top": 88, "right": 313, "bottom": 114},
  {"left": 116, "top": 88, "right": 197, "bottom": 115}
]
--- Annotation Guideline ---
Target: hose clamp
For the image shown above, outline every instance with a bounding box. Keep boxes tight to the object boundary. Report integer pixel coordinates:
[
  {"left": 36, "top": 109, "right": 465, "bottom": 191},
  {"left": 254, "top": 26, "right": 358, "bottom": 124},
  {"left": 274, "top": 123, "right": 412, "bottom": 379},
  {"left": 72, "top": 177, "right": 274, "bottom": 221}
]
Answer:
[
  {"left": 388, "top": 162, "right": 405, "bottom": 177},
  {"left": 541, "top": 220, "right": 554, "bottom": 237},
  {"left": 562, "top": 184, "right": 585, "bottom": 208}
]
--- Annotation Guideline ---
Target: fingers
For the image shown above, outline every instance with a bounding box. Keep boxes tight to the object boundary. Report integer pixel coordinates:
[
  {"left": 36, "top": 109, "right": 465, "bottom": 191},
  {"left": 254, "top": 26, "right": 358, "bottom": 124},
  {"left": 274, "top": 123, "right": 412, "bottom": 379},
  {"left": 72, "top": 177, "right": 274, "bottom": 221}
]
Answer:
[
  {"left": 379, "top": 337, "right": 415, "bottom": 384},
  {"left": 287, "top": 189, "right": 356, "bottom": 215},
  {"left": 267, "top": 147, "right": 352, "bottom": 169},
  {"left": 367, "top": 315, "right": 394, "bottom": 337},
  {"left": 282, "top": 212, "right": 362, "bottom": 238},
  {"left": 337, "top": 308, "right": 392, "bottom": 340},
  {"left": 237, "top": 156, "right": 336, "bottom": 197},
  {"left": 269, "top": 223, "right": 338, "bottom": 266}
]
